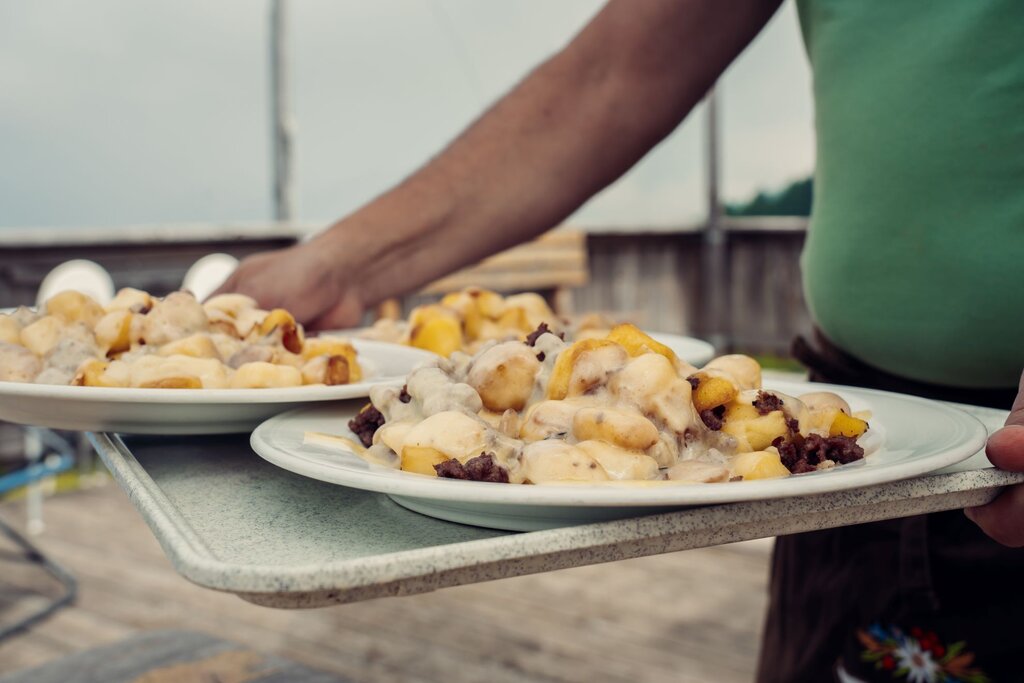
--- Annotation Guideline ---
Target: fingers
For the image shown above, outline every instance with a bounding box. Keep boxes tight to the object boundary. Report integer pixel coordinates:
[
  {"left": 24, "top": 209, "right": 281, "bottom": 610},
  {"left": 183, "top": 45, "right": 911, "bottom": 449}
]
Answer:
[
  {"left": 965, "top": 367, "right": 1024, "bottom": 546},
  {"left": 306, "top": 290, "right": 366, "bottom": 333},
  {"left": 984, "top": 368, "right": 1024, "bottom": 471},
  {"left": 965, "top": 485, "right": 1024, "bottom": 547},
  {"left": 986, "top": 425, "right": 1024, "bottom": 472}
]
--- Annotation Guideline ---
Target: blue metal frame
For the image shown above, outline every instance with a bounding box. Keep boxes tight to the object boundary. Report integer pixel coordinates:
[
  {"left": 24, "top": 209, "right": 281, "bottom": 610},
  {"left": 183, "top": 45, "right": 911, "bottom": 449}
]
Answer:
[{"left": 0, "top": 444, "right": 78, "bottom": 642}]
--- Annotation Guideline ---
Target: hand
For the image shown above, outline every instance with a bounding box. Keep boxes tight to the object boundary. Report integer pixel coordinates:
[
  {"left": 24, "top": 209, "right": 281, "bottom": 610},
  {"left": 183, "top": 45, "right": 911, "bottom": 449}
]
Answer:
[
  {"left": 965, "top": 370, "right": 1024, "bottom": 547},
  {"left": 212, "top": 236, "right": 365, "bottom": 331}
]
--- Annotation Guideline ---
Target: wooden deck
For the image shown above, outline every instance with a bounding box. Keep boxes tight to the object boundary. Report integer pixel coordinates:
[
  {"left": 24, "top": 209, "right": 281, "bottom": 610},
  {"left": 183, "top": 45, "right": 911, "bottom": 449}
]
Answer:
[{"left": 0, "top": 483, "right": 773, "bottom": 682}]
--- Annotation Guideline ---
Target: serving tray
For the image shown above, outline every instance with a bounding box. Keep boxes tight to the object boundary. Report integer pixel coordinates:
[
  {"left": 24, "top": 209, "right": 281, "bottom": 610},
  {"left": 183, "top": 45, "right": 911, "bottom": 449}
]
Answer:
[{"left": 88, "top": 402, "right": 1024, "bottom": 609}]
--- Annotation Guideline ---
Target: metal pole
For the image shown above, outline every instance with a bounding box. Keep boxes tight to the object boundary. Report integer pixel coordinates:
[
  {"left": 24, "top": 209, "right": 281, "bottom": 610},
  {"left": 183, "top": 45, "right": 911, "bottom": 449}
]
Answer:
[
  {"left": 270, "top": 0, "right": 295, "bottom": 222},
  {"left": 702, "top": 90, "right": 727, "bottom": 353}
]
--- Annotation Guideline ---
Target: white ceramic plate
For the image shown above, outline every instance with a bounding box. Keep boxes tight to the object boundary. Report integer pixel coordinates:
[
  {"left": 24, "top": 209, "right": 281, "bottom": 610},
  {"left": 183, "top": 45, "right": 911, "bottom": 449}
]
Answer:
[
  {"left": 0, "top": 340, "right": 435, "bottom": 434},
  {"left": 647, "top": 332, "right": 715, "bottom": 366},
  {"left": 250, "top": 380, "right": 987, "bottom": 531},
  {"left": 333, "top": 327, "right": 715, "bottom": 366}
]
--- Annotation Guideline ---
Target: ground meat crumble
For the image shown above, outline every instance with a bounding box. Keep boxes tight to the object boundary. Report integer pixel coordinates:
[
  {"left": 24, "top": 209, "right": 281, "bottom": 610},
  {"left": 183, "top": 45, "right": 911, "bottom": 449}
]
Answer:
[
  {"left": 772, "top": 433, "right": 864, "bottom": 474},
  {"left": 700, "top": 405, "right": 726, "bottom": 431},
  {"left": 525, "top": 322, "right": 564, "bottom": 347},
  {"left": 434, "top": 452, "right": 510, "bottom": 483},
  {"left": 752, "top": 391, "right": 784, "bottom": 415},
  {"left": 348, "top": 405, "right": 385, "bottom": 448}
]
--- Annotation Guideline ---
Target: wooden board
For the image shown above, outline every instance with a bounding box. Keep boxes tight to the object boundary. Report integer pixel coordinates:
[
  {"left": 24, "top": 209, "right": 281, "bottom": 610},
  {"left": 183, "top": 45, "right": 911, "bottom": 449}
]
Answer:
[
  {"left": 0, "top": 629, "right": 345, "bottom": 683},
  {"left": 0, "top": 486, "right": 772, "bottom": 683}
]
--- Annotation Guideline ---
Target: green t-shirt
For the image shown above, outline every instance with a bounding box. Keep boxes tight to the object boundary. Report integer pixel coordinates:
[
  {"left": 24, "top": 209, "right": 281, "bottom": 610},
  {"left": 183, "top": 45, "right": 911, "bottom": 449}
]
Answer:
[{"left": 797, "top": 0, "right": 1024, "bottom": 388}]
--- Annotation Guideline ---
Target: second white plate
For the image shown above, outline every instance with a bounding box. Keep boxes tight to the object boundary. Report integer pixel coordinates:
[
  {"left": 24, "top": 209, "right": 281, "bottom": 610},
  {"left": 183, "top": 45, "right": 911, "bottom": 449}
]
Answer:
[
  {"left": 250, "top": 380, "right": 987, "bottom": 530},
  {"left": 648, "top": 332, "right": 715, "bottom": 366},
  {"left": 0, "top": 340, "right": 435, "bottom": 434}
]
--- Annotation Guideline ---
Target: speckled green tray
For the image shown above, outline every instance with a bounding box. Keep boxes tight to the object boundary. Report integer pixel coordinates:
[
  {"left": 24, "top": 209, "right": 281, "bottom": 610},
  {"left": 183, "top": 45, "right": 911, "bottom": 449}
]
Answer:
[{"left": 88, "top": 403, "right": 1024, "bottom": 609}]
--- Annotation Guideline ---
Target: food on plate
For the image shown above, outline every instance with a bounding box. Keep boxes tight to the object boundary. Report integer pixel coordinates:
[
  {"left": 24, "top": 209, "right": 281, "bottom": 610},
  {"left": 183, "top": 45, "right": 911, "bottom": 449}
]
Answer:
[
  {"left": 361, "top": 287, "right": 565, "bottom": 356},
  {"left": 343, "top": 322, "right": 872, "bottom": 484},
  {"left": 0, "top": 289, "right": 362, "bottom": 389}
]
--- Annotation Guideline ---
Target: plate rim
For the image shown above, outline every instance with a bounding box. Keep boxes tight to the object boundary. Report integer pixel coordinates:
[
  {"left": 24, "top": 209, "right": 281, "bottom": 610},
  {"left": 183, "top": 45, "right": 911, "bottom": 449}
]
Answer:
[{"left": 250, "top": 379, "right": 989, "bottom": 508}]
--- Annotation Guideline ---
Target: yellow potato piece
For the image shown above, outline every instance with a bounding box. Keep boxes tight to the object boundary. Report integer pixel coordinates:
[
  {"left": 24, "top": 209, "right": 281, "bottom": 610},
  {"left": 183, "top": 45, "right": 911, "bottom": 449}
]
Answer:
[
  {"left": 690, "top": 374, "right": 739, "bottom": 412},
  {"left": 20, "top": 316, "right": 65, "bottom": 357},
  {"left": 259, "top": 309, "right": 304, "bottom": 354},
  {"left": 547, "top": 338, "right": 620, "bottom": 400},
  {"left": 107, "top": 287, "right": 153, "bottom": 313},
  {"left": 45, "top": 290, "right": 105, "bottom": 327},
  {"left": 703, "top": 355, "right": 762, "bottom": 391},
  {"left": 829, "top": 412, "right": 869, "bottom": 438},
  {"left": 438, "top": 291, "right": 480, "bottom": 338},
  {"left": 731, "top": 450, "right": 790, "bottom": 480},
  {"left": 410, "top": 315, "right": 464, "bottom": 357},
  {"left": 0, "top": 315, "right": 22, "bottom": 345},
  {"left": 301, "top": 337, "right": 361, "bottom": 382},
  {"left": 94, "top": 310, "right": 133, "bottom": 356},
  {"left": 129, "top": 355, "right": 227, "bottom": 389},
  {"left": 467, "top": 341, "right": 540, "bottom": 412},
  {"left": 470, "top": 288, "right": 505, "bottom": 319},
  {"left": 575, "top": 440, "right": 660, "bottom": 481},
  {"left": 400, "top": 445, "right": 450, "bottom": 476},
  {"left": 157, "top": 333, "right": 220, "bottom": 359},
  {"left": 502, "top": 293, "right": 556, "bottom": 329},
  {"left": 606, "top": 323, "right": 677, "bottom": 363},
  {"left": 496, "top": 307, "right": 531, "bottom": 333},
  {"left": 72, "top": 359, "right": 127, "bottom": 387},
  {"left": 229, "top": 362, "right": 302, "bottom": 388},
  {"left": 138, "top": 376, "right": 203, "bottom": 389},
  {"left": 723, "top": 410, "right": 790, "bottom": 452},
  {"left": 572, "top": 407, "right": 660, "bottom": 451},
  {"left": 408, "top": 304, "right": 452, "bottom": 329}
]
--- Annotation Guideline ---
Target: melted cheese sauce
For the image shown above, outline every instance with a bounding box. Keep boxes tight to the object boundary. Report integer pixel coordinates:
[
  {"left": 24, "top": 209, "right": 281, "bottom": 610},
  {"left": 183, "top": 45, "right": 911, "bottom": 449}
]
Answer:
[{"left": 357, "top": 330, "right": 868, "bottom": 485}]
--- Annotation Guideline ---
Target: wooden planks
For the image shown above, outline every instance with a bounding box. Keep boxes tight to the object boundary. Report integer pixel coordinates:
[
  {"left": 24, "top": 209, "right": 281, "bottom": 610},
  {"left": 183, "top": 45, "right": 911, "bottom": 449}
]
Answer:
[
  {"left": 422, "top": 231, "right": 589, "bottom": 295},
  {"left": 0, "top": 484, "right": 773, "bottom": 683},
  {"left": 0, "top": 629, "right": 346, "bottom": 683}
]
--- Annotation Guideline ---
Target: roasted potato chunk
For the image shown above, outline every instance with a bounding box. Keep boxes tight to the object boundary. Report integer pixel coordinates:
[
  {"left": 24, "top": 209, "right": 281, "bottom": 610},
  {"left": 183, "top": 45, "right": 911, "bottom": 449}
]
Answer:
[
  {"left": 467, "top": 341, "right": 541, "bottom": 412},
  {"left": 572, "top": 407, "right": 660, "bottom": 451},
  {"left": 45, "top": 290, "right": 105, "bottom": 328},
  {"left": 829, "top": 411, "right": 869, "bottom": 438},
  {"left": 606, "top": 323, "right": 678, "bottom": 364},
  {"left": 20, "top": 316, "right": 66, "bottom": 357},
  {"left": 229, "top": 361, "right": 303, "bottom": 389},
  {"left": 409, "top": 314, "right": 463, "bottom": 357},
  {"left": 259, "top": 309, "right": 304, "bottom": 354},
  {"left": 703, "top": 355, "right": 762, "bottom": 391},
  {"left": 730, "top": 449, "right": 790, "bottom": 480},
  {"left": 0, "top": 315, "right": 22, "bottom": 345},
  {"left": 400, "top": 446, "right": 450, "bottom": 476},
  {"left": 547, "top": 338, "right": 626, "bottom": 400},
  {"left": 94, "top": 310, "right": 133, "bottom": 356},
  {"left": 689, "top": 373, "right": 739, "bottom": 412}
]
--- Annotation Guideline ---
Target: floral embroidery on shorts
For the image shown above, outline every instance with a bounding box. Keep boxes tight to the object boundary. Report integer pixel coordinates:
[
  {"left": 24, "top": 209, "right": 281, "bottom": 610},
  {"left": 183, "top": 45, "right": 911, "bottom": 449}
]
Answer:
[{"left": 857, "top": 624, "right": 989, "bottom": 683}]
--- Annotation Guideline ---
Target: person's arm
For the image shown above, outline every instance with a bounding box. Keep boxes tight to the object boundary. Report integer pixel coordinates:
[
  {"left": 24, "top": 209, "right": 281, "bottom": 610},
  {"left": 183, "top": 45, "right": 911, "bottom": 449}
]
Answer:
[
  {"left": 217, "top": 0, "right": 783, "bottom": 328},
  {"left": 966, "top": 371, "right": 1024, "bottom": 546}
]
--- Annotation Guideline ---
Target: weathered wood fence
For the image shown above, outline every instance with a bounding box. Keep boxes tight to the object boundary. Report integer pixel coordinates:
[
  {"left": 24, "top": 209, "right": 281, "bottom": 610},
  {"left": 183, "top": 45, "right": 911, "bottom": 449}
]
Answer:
[{"left": 0, "top": 220, "right": 810, "bottom": 356}]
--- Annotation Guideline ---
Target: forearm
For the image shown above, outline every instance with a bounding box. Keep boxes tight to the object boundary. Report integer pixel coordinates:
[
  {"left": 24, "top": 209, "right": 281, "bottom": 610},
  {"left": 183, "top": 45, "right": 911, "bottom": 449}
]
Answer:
[{"left": 317, "top": 0, "right": 781, "bottom": 308}]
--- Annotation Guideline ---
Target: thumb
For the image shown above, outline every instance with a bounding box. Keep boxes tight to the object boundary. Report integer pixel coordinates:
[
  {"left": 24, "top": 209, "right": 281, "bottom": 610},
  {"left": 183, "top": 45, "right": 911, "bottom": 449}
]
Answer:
[{"left": 985, "top": 370, "right": 1024, "bottom": 473}]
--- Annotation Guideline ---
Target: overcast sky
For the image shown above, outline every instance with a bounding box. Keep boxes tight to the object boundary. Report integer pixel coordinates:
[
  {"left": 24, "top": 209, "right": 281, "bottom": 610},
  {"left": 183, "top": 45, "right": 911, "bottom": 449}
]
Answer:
[{"left": 0, "top": 0, "right": 814, "bottom": 231}]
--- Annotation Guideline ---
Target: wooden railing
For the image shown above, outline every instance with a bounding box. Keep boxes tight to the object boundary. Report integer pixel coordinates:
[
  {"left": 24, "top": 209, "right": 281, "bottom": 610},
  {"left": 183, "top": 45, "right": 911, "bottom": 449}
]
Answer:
[{"left": 0, "top": 218, "right": 810, "bottom": 355}]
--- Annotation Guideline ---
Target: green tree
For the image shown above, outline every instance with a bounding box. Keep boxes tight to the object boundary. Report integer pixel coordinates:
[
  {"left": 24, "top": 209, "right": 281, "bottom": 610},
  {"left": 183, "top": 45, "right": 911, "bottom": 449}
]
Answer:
[{"left": 725, "top": 176, "right": 813, "bottom": 217}]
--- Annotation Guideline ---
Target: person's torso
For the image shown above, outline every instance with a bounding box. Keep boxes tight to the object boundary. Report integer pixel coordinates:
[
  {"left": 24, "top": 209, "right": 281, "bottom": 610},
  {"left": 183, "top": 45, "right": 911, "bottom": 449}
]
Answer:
[{"left": 797, "top": 0, "right": 1024, "bottom": 388}]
